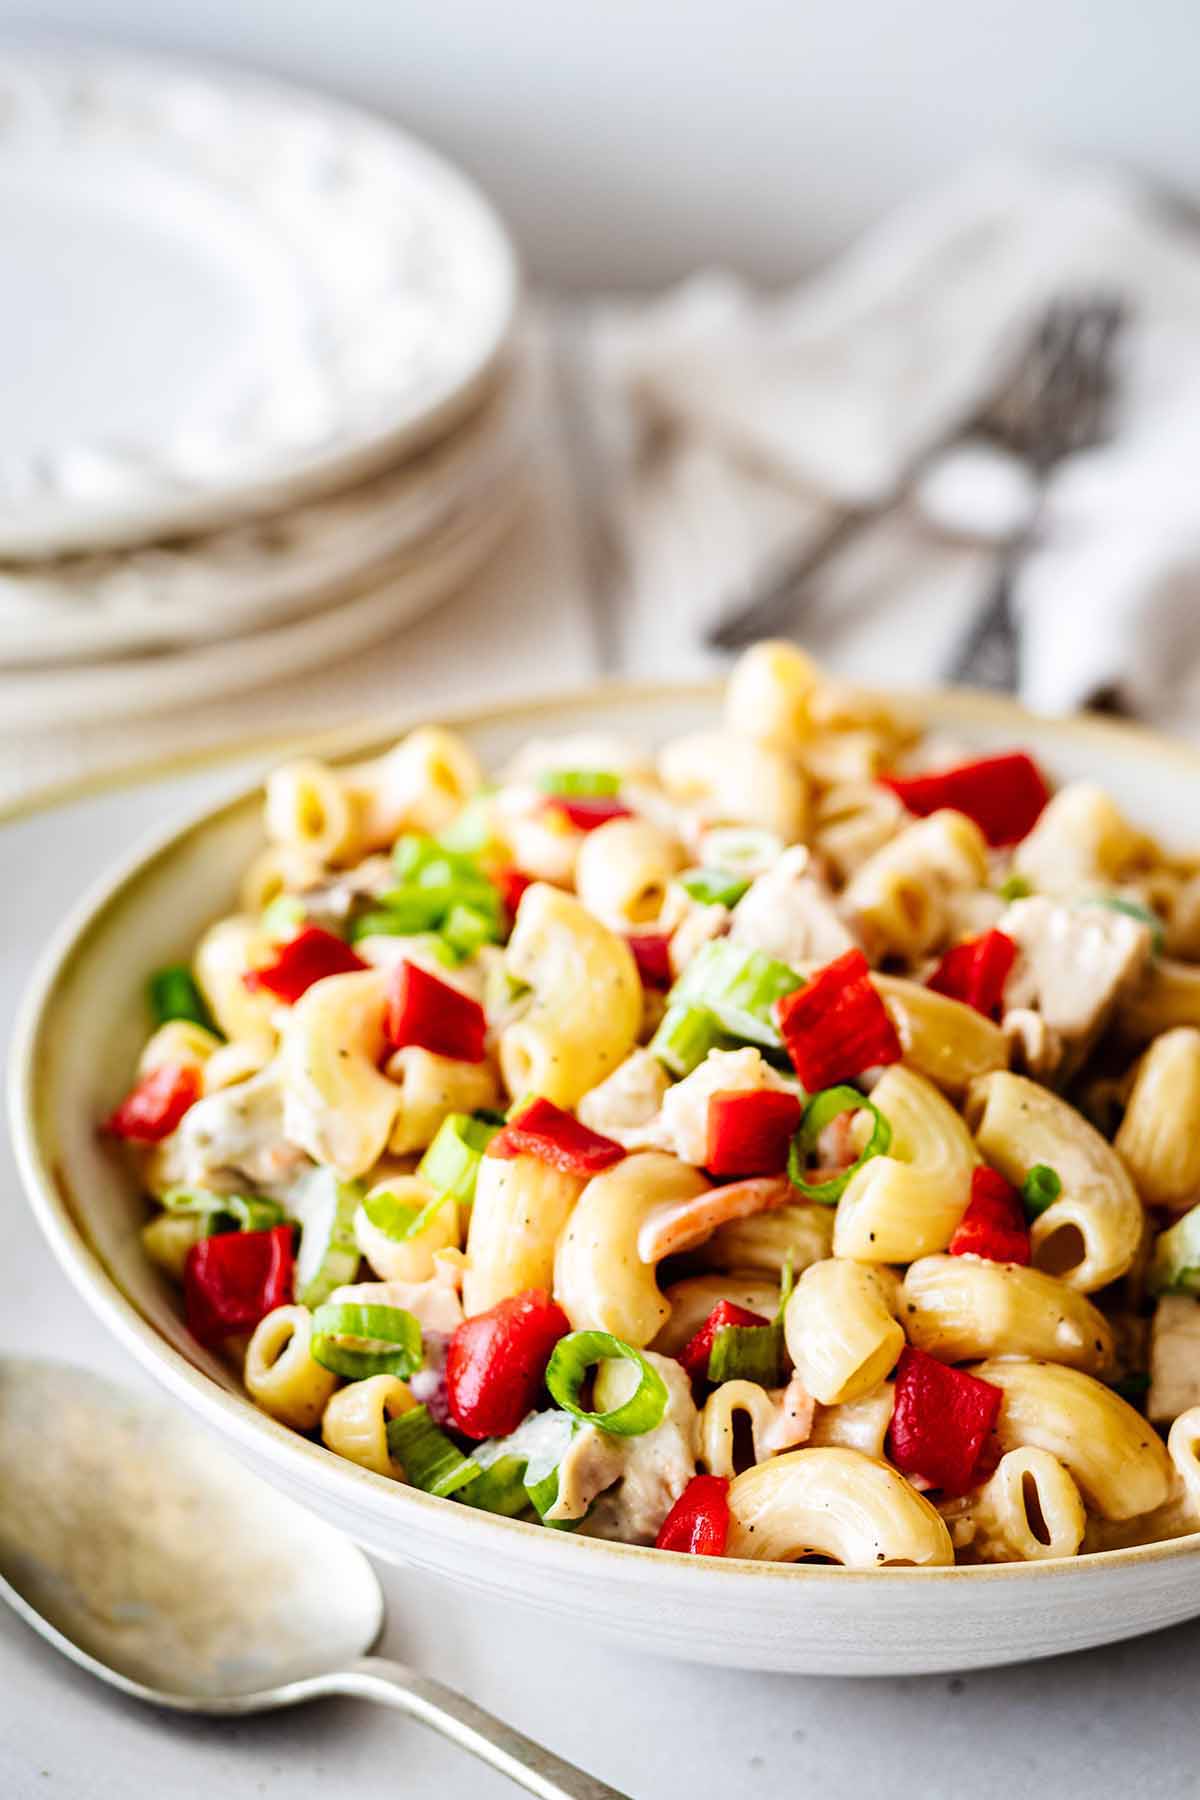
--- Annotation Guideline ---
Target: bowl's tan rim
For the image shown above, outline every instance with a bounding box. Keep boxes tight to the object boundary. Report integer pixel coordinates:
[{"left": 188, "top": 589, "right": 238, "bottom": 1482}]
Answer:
[{"left": 11, "top": 674, "right": 1200, "bottom": 1592}]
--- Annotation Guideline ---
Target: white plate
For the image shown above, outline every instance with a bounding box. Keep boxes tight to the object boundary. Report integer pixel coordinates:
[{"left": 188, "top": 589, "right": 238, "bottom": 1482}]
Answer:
[
  {"left": 0, "top": 372, "right": 529, "bottom": 667},
  {"left": 0, "top": 477, "right": 523, "bottom": 727},
  {"left": 12, "top": 682, "right": 1200, "bottom": 1676},
  {"left": 0, "top": 48, "right": 519, "bottom": 558}
]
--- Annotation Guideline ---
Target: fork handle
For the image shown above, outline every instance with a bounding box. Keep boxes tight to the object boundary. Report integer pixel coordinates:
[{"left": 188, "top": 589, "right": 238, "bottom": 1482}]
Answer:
[
  {"left": 946, "top": 552, "right": 1021, "bottom": 691},
  {"left": 705, "top": 506, "right": 874, "bottom": 651}
]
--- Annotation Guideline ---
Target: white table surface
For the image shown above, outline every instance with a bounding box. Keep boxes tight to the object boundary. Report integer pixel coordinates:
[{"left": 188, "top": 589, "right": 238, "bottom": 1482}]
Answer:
[{"left": 2, "top": 756, "right": 1198, "bottom": 1800}]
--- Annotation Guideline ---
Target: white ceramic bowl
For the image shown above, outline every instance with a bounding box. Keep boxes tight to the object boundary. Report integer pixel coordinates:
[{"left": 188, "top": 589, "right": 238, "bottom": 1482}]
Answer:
[{"left": 13, "top": 681, "right": 1200, "bottom": 1676}]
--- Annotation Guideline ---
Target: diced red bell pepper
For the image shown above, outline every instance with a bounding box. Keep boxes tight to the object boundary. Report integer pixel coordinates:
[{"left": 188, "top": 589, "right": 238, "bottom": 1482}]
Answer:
[
  {"left": 949, "top": 1166, "right": 1031, "bottom": 1265},
  {"left": 887, "top": 1345, "right": 1003, "bottom": 1496},
  {"left": 445, "top": 1288, "right": 572, "bottom": 1439},
  {"left": 678, "top": 1299, "right": 769, "bottom": 1381},
  {"left": 705, "top": 1089, "right": 803, "bottom": 1177},
  {"left": 543, "top": 796, "right": 633, "bottom": 832},
  {"left": 487, "top": 1096, "right": 625, "bottom": 1175},
  {"left": 105, "top": 1062, "right": 201, "bottom": 1142},
  {"left": 494, "top": 866, "right": 535, "bottom": 920},
  {"left": 882, "top": 752, "right": 1050, "bottom": 847},
  {"left": 655, "top": 1474, "right": 731, "bottom": 1555},
  {"left": 927, "top": 929, "right": 1016, "bottom": 1021},
  {"left": 385, "top": 959, "right": 487, "bottom": 1062},
  {"left": 627, "top": 932, "right": 673, "bottom": 990},
  {"left": 183, "top": 1223, "right": 294, "bottom": 1346},
  {"left": 774, "top": 949, "right": 902, "bottom": 1091},
  {"left": 243, "top": 926, "right": 367, "bottom": 1004}
]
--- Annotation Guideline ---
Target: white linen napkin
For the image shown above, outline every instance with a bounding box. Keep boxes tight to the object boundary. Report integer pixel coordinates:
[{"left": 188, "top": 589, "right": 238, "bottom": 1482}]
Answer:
[{"left": 591, "top": 156, "right": 1200, "bottom": 729}]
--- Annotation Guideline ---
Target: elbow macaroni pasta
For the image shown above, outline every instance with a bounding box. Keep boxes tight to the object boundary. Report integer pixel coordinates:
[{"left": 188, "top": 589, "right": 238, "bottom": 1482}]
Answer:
[
  {"left": 872, "top": 975, "right": 1009, "bottom": 1097},
  {"left": 464, "top": 1153, "right": 585, "bottom": 1317},
  {"left": 574, "top": 816, "right": 684, "bottom": 930},
  {"left": 1115, "top": 1028, "right": 1200, "bottom": 1210},
  {"left": 945, "top": 1447, "right": 1087, "bottom": 1563},
  {"left": 112, "top": 640, "right": 1200, "bottom": 1567},
  {"left": 726, "top": 1448, "right": 955, "bottom": 1567},
  {"left": 500, "top": 884, "right": 642, "bottom": 1108},
  {"left": 971, "top": 1359, "right": 1173, "bottom": 1521},
  {"left": 843, "top": 810, "right": 988, "bottom": 961},
  {"left": 833, "top": 1067, "right": 978, "bottom": 1263},
  {"left": 901, "top": 1255, "right": 1114, "bottom": 1374},
  {"left": 554, "top": 1152, "right": 712, "bottom": 1346},
  {"left": 245, "top": 1305, "right": 339, "bottom": 1430},
  {"left": 784, "top": 1260, "right": 904, "bottom": 1406},
  {"left": 967, "top": 1071, "right": 1143, "bottom": 1291},
  {"left": 280, "top": 969, "right": 399, "bottom": 1178}
]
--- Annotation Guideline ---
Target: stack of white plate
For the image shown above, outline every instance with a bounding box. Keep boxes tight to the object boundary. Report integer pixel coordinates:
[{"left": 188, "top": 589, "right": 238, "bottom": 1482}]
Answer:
[{"left": 0, "top": 48, "right": 525, "bottom": 728}]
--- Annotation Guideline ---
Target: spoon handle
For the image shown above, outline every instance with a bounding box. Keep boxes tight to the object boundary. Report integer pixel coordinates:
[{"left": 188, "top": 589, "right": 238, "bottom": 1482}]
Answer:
[{"left": 326, "top": 1656, "right": 632, "bottom": 1799}]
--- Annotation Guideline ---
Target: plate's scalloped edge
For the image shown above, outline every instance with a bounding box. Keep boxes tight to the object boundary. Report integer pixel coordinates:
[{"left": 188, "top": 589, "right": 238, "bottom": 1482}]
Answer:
[{"left": 0, "top": 42, "right": 521, "bottom": 556}]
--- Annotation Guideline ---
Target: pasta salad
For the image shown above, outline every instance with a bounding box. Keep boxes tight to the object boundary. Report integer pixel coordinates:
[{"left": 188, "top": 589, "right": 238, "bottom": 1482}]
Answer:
[{"left": 104, "top": 642, "right": 1200, "bottom": 1568}]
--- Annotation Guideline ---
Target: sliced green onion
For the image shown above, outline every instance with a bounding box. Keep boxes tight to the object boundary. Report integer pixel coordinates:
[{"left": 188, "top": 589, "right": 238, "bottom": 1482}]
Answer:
[
  {"left": 460, "top": 1453, "right": 530, "bottom": 1516},
  {"left": 385, "top": 1405, "right": 482, "bottom": 1497},
  {"left": 787, "top": 1085, "right": 893, "bottom": 1204},
  {"left": 537, "top": 769, "right": 622, "bottom": 799},
  {"left": 392, "top": 837, "right": 502, "bottom": 910},
  {"left": 670, "top": 940, "right": 803, "bottom": 1048},
  {"left": 310, "top": 1303, "right": 424, "bottom": 1380},
  {"left": 351, "top": 894, "right": 447, "bottom": 940},
  {"left": 707, "top": 1322, "right": 788, "bottom": 1386},
  {"left": 678, "top": 867, "right": 752, "bottom": 909},
  {"left": 391, "top": 834, "right": 446, "bottom": 881},
  {"left": 259, "top": 894, "right": 310, "bottom": 941},
  {"left": 1021, "top": 1163, "right": 1062, "bottom": 1218},
  {"left": 373, "top": 835, "right": 505, "bottom": 957},
  {"left": 162, "top": 1187, "right": 286, "bottom": 1234},
  {"left": 775, "top": 1254, "right": 796, "bottom": 1320},
  {"left": 1149, "top": 1205, "right": 1200, "bottom": 1296},
  {"left": 361, "top": 1187, "right": 442, "bottom": 1243},
  {"left": 545, "top": 1330, "right": 668, "bottom": 1437},
  {"left": 418, "top": 1111, "right": 502, "bottom": 1206},
  {"left": 147, "top": 964, "right": 216, "bottom": 1031},
  {"left": 294, "top": 1170, "right": 363, "bottom": 1307},
  {"left": 437, "top": 790, "right": 499, "bottom": 856},
  {"left": 649, "top": 1002, "right": 734, "bottom": 1077},
  {"left": 464, "top": 1411, "right": 578, "bottom": 1520},
  {"left": 1080, "top": 895, "right": 1165, "bottom": 955},
  {"left": 996, "top": 873, "right": 1033, "bottom": 903},
  {"left": 698, "top": 827, "right": 783, "bottom": 876},
  {"left": 441, "top": 902, "right": 497, "bottom": 959}
]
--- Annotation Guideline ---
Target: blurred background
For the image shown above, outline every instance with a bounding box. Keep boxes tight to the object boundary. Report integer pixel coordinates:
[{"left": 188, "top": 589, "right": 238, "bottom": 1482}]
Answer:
[
  {"left": 0, "top": 2, "right": 1199, "bottom": 809},
  {"left": 7, "top": 0, "right": 1200, "bottom": 289}
]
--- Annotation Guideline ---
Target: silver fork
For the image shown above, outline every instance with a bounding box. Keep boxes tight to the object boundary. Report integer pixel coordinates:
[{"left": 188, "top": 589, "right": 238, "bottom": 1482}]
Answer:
[
  {"left": 706, "top": 294, "right": 1126, "bottom": 657},
  {"left": 947, "top": 294, "right": 1126, "bottom": 689}
]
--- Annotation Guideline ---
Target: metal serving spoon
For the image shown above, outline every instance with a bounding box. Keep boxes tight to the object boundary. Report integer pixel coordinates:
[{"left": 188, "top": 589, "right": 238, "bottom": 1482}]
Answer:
[{"left": 0, "top": 1357, "right": 627, "bottom": 1800}]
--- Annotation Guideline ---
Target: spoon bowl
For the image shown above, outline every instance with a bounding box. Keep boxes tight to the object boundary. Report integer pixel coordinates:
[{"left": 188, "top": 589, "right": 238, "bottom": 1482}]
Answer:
[
  {"left": 0, "top": 1357, "right": 382, "bottom": 1707},
  {"left": 0, "top": 1357, "right": 625, "bottom": 1796}
]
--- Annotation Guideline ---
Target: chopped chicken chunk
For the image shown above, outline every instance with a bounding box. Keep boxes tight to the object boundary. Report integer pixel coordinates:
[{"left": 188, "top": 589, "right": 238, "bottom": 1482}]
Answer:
[
  {"left": 580, "top": 1355, "right": 700, "bottom": 1544},
  {"left": 577, "top": 1049, "right": 672, "bottom": 1149},
  {"left": 148, "top": 1063, "right": 304, "bottom": 1197},
  {"left": 999, "top": 895, "right": 1152, "bottom": 1081},
  {"left": 730, "top": 845, "right": 858, "bottom": 968},
  {"left": 544, "top": 1425, "right": 627, "bottom": 1524}
]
